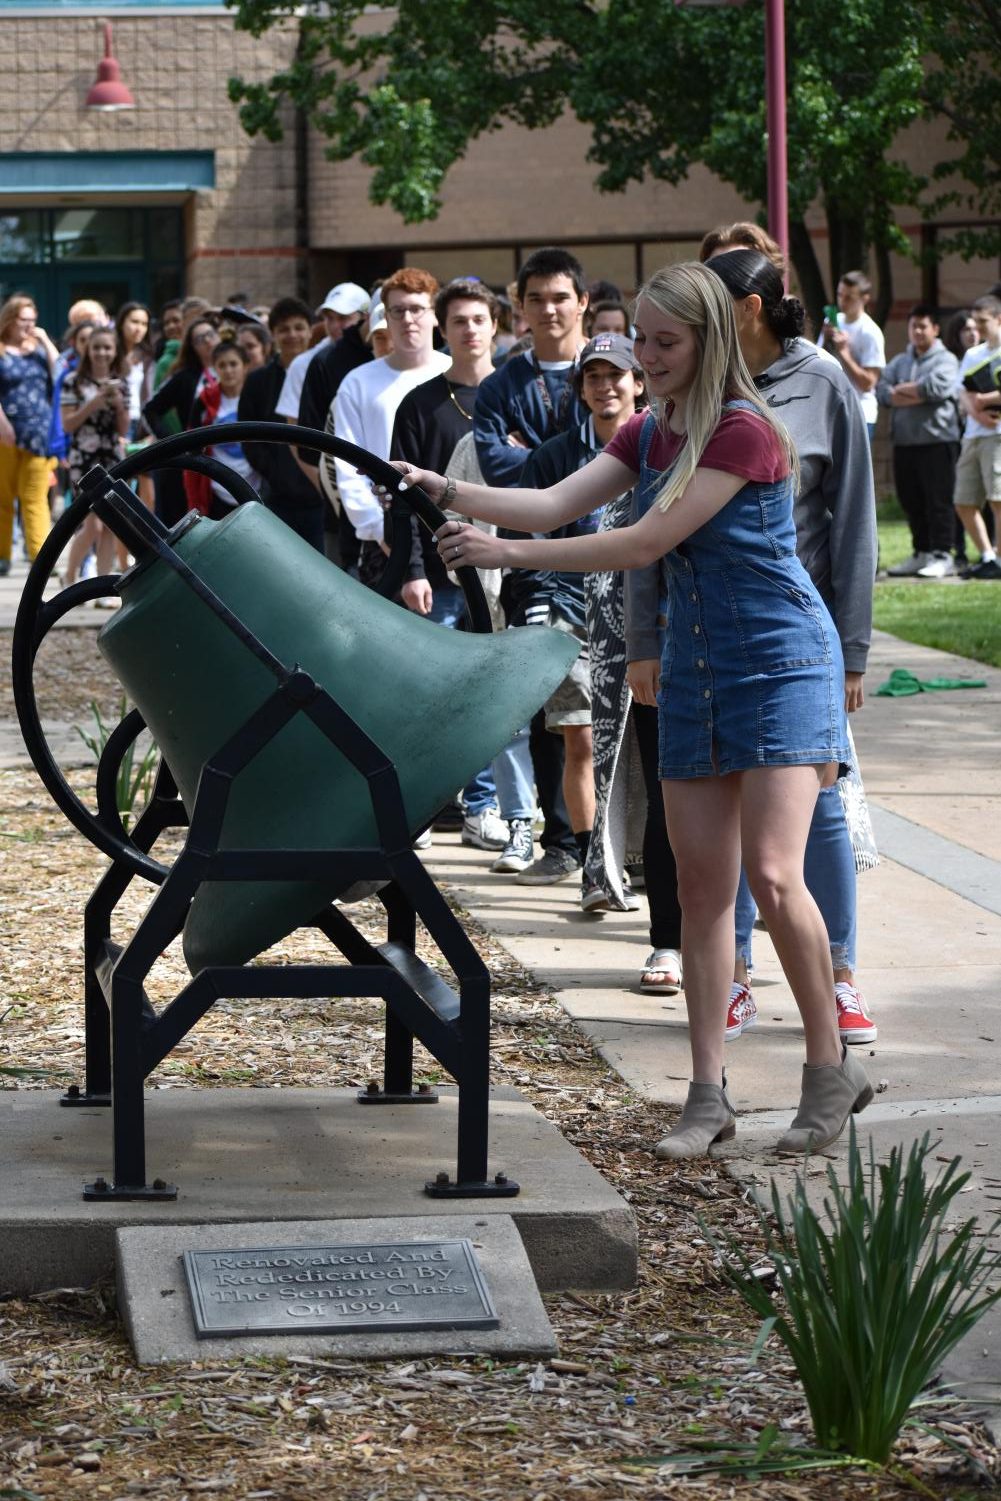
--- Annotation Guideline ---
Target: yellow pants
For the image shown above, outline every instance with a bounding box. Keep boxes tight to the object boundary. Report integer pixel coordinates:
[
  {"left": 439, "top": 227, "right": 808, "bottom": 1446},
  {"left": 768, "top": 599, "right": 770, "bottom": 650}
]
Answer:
[{"left": 0, "top": 444, "right": 53, "bottom": 562}]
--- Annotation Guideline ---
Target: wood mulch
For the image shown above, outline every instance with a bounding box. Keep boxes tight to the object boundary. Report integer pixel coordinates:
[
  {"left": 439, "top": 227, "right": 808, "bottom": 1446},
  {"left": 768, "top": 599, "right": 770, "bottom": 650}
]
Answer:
[{"left": 1, "top": 627, "right": 999, "bottom": 1499}]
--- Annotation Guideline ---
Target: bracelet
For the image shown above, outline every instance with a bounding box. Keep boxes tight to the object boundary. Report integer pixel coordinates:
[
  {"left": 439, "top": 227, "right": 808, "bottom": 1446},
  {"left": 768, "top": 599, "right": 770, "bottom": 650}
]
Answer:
[{"left": 441, "top": 475, "right": 457, "bottom": 509}]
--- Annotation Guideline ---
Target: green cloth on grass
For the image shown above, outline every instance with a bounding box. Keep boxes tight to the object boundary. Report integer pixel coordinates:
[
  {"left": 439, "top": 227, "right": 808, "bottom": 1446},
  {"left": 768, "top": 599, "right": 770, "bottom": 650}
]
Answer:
[{"left": 875, "top": 668, "right": 987, "bottom": 696}]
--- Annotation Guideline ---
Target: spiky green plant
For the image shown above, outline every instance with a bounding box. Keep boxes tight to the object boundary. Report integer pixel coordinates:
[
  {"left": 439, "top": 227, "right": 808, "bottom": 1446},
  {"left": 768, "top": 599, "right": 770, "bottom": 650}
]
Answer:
[
  {"left": 74, "top": 696, "right": 158, "bottom": 833},
  {"left": 719, "top": 1126, "right": 1001, "bottom": 1464}
]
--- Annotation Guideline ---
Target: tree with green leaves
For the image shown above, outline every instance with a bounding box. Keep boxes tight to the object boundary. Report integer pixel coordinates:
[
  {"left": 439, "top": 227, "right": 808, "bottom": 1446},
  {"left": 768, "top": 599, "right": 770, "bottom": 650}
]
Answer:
[
  {"left": 921, "top": 0, "right": 1001, "bottom": 262},
  {"left": 226, "top": 0, "right": 999, "bottom": 328}
]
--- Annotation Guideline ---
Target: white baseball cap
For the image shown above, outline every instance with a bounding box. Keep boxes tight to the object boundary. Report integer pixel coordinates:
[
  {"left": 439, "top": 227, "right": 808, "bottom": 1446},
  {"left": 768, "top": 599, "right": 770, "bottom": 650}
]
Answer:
[
  {"left": 368, "top": 297, "right": 387, "bottom": 335},
  {"left": 317, "top": 282, "right": 370, "bottom": 317}
]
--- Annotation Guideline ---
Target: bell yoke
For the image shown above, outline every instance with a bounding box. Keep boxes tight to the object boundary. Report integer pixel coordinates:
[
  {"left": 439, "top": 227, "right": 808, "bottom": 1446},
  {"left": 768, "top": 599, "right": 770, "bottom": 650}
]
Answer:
[{"left": 11, "top": 423, "right": 579, "bottom": 1202}]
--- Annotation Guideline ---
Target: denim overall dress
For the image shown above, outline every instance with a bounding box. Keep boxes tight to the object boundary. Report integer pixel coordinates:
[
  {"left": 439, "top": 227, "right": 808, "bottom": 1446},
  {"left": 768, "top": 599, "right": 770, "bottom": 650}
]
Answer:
[{"left": 635, "top": 406, "right": 850, "bottom": 780}]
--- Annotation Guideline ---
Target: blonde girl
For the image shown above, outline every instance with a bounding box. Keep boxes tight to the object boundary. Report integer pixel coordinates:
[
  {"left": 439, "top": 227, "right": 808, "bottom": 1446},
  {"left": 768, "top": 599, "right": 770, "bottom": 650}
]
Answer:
[{"left": 393, "top": 262, "right": 872, "bottom": 1160}]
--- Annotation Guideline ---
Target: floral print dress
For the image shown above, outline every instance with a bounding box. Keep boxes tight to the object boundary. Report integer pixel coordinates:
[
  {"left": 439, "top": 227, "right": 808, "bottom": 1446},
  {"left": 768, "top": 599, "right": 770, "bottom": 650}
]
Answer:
[
  {"left": 0, "top": 345, "right": 52, "bottom": 455},
  {"left": 61, "top": 373, "right": 124, "bottom": 493}
]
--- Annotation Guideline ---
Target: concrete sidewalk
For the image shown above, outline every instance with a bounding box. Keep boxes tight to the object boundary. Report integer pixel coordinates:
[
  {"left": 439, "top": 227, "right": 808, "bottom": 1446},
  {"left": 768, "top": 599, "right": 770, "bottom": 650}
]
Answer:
[
  {"left": 0, "top": 551, "right": 113, "bottom": 629},
  {"left": 0, "top": 553, "right": 116, "bottom": 768}
]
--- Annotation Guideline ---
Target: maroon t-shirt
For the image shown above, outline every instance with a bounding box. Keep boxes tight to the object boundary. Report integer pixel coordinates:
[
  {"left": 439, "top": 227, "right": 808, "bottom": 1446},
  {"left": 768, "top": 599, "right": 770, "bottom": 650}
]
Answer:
[{"left": 604, "top": 407, "right": 789, "bottom": 485}]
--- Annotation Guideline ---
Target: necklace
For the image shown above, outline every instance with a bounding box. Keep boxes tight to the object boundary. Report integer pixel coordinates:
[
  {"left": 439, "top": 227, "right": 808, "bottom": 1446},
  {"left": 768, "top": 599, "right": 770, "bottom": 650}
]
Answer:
[{"left": 447, "top": 382, "right": 474, "bottom": 420}]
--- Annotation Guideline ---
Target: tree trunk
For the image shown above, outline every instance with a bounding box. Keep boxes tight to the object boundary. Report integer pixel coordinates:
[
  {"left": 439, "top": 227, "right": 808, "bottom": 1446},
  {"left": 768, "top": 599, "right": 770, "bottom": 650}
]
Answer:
[
  {"left": 789, "top": 218, "right": 828, "bottom": 339},
  {"left": 872, "top": 239, "right": 893, "bottom": 329},
  {"left": 826, "top": 200, "right": 868, "bottom": 286}
]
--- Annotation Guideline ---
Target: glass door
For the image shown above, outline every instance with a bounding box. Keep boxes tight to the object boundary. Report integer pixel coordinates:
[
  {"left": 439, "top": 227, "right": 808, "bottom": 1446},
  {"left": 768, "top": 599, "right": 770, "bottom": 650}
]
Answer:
[
  {"left": 0, "top": 206, "right": 182, "bottom": 331},
  {"left": 0, "top": 267, "right": 51, "bottom": 324},
  {"left": 54, "top": 266, "right": 148, "bottom": 325}
]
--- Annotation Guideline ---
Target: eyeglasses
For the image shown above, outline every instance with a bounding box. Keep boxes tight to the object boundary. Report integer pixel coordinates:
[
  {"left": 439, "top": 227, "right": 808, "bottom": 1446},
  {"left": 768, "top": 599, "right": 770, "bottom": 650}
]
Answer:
[
  {"left": 386, "top": 304, "right": 433, "bottom": 323},
  {"left": 192, "top": 330, "right": 217, "bottom": 344}
]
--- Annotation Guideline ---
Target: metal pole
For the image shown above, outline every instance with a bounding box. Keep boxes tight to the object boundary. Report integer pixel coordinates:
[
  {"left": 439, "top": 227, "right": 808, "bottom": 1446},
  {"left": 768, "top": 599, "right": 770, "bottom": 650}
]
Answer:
[{"left": 764, "top": 0, "right": 788, "bottom": 269}]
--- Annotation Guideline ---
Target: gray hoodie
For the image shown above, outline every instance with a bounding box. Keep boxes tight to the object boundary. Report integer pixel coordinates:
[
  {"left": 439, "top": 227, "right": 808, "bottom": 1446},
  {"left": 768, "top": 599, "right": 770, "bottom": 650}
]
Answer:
[
  {"left": 875, "top": 339, "right": 961, "bottom": 446},
  {"left": 626, "top": 338, "right": 877, "bottom": 674}
]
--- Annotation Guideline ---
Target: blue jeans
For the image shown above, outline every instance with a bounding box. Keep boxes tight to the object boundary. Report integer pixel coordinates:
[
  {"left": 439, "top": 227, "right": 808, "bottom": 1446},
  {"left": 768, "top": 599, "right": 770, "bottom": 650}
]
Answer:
[
  {"left": 491, "top": 724, "right": 534, "bottom": 822},
  {"left": 425, "top": 583, "right": 498, "bottom": 813},
  {"left": 735, "top": 783, "right": 856, "bottom": 972}
]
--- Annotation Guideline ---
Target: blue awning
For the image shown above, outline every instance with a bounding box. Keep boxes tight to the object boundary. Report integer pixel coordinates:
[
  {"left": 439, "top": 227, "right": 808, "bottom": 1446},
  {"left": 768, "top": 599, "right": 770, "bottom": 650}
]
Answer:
[{"left": 0, "top": 151, "right": 215, "bottom": 194}]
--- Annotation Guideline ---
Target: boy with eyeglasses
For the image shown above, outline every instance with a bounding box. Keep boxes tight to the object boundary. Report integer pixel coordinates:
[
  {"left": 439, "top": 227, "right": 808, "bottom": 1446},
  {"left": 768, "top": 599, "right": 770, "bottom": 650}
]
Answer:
[{"left": 332, "top": 268, "right": 450, "bottom": 586}]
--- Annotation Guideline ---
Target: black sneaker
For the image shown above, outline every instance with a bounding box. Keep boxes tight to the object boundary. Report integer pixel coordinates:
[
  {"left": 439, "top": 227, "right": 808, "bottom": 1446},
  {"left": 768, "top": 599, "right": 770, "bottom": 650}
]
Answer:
[
  {"left": 965, "top": 557, "right": 1001, "bottom": 580},
  {"left": 491, "top": 818, "right": 534, "bottom": 874},
  {"left": 514, "top": 848, "right": 582, "bottom": 885}
]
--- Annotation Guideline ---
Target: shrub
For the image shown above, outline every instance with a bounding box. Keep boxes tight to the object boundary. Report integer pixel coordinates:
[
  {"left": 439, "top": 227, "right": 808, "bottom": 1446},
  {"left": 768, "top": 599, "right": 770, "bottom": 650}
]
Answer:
[{"left": 721, "top": 1126, "right": 1001, "bottom": 1463}]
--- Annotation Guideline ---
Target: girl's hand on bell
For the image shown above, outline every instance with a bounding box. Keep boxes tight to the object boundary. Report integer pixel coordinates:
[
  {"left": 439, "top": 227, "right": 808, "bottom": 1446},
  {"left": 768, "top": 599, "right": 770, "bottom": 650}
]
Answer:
[
  {"left": 434, "top": 519, "right": 504, "bottom": 570},
  {"left": 388, "top": 460, "right": 448, "bottom": 503}
]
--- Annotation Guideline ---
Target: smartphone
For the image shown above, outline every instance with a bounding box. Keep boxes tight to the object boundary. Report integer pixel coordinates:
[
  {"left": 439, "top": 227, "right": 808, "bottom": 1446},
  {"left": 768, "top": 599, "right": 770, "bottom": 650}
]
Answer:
[{"left": 823, "top": 304, "right": 839, "bottom": 327}]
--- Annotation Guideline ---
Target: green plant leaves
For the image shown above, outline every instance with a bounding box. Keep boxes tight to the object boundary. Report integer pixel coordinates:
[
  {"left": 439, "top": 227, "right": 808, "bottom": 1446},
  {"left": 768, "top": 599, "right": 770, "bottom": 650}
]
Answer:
[
  {"left": 713, "top": 1126, "right": 1001, "bottom": 1464},
  {"left": 73, "top": 697, "right": 158, "bottom": 834}
]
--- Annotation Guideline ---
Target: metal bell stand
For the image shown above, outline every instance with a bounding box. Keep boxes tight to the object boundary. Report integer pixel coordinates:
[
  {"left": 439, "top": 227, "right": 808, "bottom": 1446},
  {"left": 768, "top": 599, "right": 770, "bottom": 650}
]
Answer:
[{"left": 11, "top": 425, "right": 518, "bottom": 1204}]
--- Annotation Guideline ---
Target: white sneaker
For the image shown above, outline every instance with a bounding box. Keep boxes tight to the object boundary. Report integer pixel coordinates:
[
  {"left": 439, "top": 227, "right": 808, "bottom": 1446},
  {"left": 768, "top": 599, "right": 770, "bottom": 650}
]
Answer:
[
  {"left": 491, "top": 818, "right": 534, "bottom": 873},
  {"left": 915, "top": 552, "right": 955, "bottom": 579},
  {"left": 461, "top": 806, "right": 508, "bottom": 850},
  {"left": 413, "top": 828, "right": 433, "bottom": 850},
  {"left": 886, "top": 552, "right": 930, "bottom": 577}
]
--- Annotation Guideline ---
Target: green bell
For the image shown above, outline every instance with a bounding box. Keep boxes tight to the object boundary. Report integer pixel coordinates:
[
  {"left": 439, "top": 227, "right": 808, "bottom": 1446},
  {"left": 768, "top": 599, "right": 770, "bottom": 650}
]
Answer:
[{"left": 97, "top": 504, "right": 577, "bottom": 975}]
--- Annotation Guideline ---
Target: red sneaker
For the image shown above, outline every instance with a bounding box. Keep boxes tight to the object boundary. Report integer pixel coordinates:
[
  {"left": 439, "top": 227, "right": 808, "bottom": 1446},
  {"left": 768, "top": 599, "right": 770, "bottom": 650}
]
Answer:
[
  {"left": 725, "top": 982, "right": 757, "bottom": 1040},
  {"left": 836, "top": 982, "right": 878, "bottom": 1044}
]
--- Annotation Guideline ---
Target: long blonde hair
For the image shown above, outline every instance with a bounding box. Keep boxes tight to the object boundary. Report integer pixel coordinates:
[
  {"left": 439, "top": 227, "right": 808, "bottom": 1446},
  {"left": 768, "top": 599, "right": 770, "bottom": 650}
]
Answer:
[{"left": 635, "top": 262, "right": 797, "bottom": 511}]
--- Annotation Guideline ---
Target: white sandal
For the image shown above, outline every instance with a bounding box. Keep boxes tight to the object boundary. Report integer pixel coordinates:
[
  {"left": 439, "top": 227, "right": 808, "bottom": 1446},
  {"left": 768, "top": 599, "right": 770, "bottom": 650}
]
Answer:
[{"left": 640, "top": 948, "right": 683, "bottom": 995}]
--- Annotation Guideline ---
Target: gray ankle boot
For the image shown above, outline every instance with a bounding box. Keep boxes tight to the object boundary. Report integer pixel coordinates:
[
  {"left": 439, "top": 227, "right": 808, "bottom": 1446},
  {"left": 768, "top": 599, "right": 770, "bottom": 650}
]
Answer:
[
  {"left": 776, "top": 1046, "right": 874, "bottom": 1154},
  {"left": 655, "top": 1079, "right": 736, "bottom": 1160}
]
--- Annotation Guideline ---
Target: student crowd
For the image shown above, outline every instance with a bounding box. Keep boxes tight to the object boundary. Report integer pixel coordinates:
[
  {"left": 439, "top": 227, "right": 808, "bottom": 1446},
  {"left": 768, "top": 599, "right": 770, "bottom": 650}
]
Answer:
[{"left": 2, "top": 227, "right": 998, "bottom": 1158}]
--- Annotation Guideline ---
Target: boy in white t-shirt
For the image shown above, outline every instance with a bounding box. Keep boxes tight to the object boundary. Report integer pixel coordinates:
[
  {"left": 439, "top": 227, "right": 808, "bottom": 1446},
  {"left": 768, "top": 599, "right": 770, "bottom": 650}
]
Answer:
[
  {"left": 954, "top": 294, "right": 1001, "bottom": 580},
  {"left": 821, "top": 270, "right": 886, "bottom": 439}
]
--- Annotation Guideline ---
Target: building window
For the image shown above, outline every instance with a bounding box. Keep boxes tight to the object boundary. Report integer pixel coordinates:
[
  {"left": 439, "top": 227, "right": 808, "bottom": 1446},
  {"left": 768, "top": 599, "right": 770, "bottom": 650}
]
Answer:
[{"left": 0, "top": 206, "right": 184, "bottom": 328}]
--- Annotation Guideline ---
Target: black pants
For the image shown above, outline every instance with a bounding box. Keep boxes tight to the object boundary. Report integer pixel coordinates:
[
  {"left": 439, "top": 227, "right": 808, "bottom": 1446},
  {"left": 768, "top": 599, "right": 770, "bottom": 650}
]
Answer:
[
  {"left": 632, "top": 702, "right": 682, "bottom": 951},
  {"left": 153, "top": 469, "right": 187, "bottom": 529},
  {"left": 893, "top": 441, "right": 959, "bottom": 555},
  {"left": 264, "top": 497, "right": 326, "bottom": 553},
  {"left": 530, "top": 708, "right": 576, "bottom": 855}
]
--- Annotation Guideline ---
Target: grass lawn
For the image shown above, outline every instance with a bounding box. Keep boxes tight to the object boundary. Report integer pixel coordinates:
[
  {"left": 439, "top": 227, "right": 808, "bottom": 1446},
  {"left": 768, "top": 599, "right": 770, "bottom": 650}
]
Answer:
[{"left": 874, "top": 499, "right": 1001, "bottom": 668}]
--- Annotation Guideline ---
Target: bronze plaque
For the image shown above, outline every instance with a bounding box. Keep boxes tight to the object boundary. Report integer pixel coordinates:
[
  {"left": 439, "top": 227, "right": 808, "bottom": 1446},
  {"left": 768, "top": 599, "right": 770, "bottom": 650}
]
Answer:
[{"left": 182, "top": 1238, "right": 498, "bottom": 1338}]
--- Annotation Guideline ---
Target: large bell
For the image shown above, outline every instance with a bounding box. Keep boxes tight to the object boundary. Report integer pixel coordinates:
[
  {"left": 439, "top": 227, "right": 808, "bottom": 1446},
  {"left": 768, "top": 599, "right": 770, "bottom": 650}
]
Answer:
[{"left": 97, "top": 503, "right": 578, "bottom": 974}]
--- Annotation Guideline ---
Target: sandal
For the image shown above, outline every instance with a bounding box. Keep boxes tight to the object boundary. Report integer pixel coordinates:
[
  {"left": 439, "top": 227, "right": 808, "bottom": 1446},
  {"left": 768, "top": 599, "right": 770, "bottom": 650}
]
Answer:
[{"left": 640, "top": 947, "right": 682, "bottom": 995}]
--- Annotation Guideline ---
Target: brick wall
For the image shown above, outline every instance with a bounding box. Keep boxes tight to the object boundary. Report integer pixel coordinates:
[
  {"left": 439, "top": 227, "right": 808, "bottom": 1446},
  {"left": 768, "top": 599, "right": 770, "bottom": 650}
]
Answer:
[
  {"left": 3, "top": 12, "right": 300, "bottom": 306},
  {"left": 308, "top": 107, "right": 751, "bottom": 290}
]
